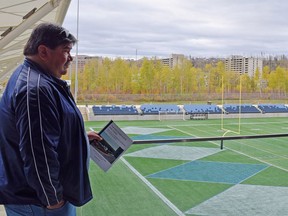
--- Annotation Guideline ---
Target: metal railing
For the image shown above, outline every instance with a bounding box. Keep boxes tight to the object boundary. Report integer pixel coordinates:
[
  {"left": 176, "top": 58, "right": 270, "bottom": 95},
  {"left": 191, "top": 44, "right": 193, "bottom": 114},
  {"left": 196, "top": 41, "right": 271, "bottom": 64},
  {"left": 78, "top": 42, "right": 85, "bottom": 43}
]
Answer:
[{"left": 133, "top": 133, "right": 288, "bottom": 149}]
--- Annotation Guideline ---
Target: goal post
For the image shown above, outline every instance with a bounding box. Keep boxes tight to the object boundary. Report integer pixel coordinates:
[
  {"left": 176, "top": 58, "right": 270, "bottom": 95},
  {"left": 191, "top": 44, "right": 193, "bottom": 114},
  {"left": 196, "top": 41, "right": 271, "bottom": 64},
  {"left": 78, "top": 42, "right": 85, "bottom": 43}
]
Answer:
[{"left": 158, "top": 111, "right": 185, "bottom": 121}]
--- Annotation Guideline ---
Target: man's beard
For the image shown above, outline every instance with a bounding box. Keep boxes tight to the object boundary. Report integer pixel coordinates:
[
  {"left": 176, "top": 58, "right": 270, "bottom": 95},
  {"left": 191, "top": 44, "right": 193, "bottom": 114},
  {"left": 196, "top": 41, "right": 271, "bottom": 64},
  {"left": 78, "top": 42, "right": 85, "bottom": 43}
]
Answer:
[{"left": 61, "top": 63, "right": 70, "bottom": 75}]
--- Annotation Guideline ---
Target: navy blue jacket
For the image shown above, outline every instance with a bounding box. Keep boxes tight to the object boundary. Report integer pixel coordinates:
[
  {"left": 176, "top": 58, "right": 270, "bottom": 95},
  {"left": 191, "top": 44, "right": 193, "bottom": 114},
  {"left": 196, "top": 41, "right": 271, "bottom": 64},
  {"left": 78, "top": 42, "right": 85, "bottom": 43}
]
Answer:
[{"left": 0, "top": 58, "right": 92, "bottom": 206}]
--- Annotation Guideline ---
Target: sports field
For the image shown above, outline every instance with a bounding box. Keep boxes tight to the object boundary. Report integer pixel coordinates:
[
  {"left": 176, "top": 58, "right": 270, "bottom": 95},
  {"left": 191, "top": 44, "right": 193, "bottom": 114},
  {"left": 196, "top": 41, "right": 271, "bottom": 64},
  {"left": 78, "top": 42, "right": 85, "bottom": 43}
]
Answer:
[{"left": 78, "top": 117, "right": 288, "bottom": 216}]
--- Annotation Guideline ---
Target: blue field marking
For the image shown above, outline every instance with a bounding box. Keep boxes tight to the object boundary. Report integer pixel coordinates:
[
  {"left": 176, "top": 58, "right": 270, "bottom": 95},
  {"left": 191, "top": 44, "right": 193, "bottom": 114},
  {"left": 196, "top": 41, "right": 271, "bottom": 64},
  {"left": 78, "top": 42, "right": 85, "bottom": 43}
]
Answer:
[{"left": 147, "top": 161, "right": 268, "bottom": 184}]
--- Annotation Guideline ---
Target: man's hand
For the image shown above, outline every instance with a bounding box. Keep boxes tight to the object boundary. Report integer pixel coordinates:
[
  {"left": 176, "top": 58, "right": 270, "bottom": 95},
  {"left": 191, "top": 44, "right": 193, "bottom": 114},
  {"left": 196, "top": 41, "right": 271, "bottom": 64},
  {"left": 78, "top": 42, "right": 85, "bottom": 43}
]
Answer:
[
  {"left": 47, "top": 199, "right": 65, "bottom": 209},
  {"left": 87, "top": 131, "right": 102, "bottom": 142}
]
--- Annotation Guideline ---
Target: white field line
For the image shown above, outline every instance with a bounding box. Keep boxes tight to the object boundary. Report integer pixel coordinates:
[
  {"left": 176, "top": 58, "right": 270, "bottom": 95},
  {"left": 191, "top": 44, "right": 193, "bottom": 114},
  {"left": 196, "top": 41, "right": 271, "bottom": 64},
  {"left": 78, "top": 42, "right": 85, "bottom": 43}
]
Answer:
[
  {"left": 165, "top": 120, "right": 288, "bottom": 127},
  {"left": 218, "top": 124, "right": 288, "bottom": 160},
  {"left": 167, "top": 125, "right": 288, "bottom": 173},
  {"left": 168, "top": 124, "right": 288, "bottom": 214},
  {"left": 229, "top": 133, "right": 288, "bottom": 160},
  {"left": 121, "top": 157, "right": 185, "bottom": 216}
]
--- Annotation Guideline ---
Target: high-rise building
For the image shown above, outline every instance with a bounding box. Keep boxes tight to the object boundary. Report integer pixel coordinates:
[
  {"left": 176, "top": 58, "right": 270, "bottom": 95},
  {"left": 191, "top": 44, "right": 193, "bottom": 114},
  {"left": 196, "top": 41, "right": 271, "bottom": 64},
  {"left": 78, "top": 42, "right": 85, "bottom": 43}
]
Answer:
[
  {"left": 161, "top": 54, "right": 185, "bottom": 68},
  {"left": 70, "top": 55, "right": 102, "bottom": 72},
  {"left": 225, "top": 55, "right": 263, "bottom": 77}
]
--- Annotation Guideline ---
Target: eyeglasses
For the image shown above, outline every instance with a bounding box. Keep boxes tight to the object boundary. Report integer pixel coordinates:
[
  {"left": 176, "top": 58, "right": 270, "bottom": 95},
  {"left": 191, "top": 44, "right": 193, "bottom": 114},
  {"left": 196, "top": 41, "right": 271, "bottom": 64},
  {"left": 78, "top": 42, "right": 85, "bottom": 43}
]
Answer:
[{"left": 59, "top": 28, "right": 70, "bottom": 38}]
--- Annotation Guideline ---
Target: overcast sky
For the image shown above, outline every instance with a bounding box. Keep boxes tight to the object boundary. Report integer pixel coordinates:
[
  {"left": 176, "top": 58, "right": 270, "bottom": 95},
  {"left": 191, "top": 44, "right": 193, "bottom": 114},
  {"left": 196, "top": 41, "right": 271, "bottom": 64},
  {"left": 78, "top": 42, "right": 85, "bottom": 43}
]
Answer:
[{"left": 63, "top": 0, "right": 288, "bottom": 59}]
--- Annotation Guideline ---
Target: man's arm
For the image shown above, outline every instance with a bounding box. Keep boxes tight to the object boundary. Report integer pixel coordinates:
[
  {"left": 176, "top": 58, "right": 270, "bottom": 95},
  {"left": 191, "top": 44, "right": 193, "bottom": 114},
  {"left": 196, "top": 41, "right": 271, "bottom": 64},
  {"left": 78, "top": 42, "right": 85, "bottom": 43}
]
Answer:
[{"left": 15, "top": 78, "right": 63, "bottom": 206}]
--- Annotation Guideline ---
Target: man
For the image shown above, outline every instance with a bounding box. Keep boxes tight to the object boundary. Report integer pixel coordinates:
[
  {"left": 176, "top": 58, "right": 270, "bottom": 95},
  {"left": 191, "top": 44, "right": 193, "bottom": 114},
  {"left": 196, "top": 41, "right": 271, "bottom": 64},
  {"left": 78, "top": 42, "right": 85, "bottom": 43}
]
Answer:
[{"left": 0, "top": 23, "right": 101, "bottom": 215}]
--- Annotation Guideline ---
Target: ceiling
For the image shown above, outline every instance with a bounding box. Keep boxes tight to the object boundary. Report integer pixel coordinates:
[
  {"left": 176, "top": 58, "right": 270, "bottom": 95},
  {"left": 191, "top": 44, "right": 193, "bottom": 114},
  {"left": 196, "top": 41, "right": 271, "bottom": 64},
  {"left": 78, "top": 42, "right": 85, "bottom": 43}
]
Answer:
[{"left": 0, "top": 0, "right": 72, "bottom": 84}]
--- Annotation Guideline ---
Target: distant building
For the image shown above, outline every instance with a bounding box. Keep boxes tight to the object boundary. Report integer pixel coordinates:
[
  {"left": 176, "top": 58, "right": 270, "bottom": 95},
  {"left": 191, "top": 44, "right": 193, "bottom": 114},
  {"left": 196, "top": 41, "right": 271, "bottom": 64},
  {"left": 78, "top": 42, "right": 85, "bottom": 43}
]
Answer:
[
  {"left": 70, "top": 55, "right": 102, "bottom": 72},
  {"left": 225, "top": 55, "right": 263, "bottom": 77},
  {"left": 161, "top": 54, "right": 185, "bottom": 68},
  {"left": 190, "top": 57, "right": 224, "bottom": 68}
]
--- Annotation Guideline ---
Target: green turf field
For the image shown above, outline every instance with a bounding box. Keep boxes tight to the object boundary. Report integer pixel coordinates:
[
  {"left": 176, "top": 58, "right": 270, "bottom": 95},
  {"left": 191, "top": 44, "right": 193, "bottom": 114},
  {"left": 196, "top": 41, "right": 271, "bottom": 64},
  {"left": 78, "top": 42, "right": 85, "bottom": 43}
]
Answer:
[{"left": 79, "top": 117, "right": 288, "bottom": 216}]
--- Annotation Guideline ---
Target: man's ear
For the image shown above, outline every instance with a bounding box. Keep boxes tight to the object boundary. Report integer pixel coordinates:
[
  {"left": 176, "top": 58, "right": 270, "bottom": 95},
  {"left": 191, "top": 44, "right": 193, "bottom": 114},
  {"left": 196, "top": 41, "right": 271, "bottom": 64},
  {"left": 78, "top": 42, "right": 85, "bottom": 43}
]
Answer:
[{"left": 38, "top": 45, "right": 49, "bottom": 61}]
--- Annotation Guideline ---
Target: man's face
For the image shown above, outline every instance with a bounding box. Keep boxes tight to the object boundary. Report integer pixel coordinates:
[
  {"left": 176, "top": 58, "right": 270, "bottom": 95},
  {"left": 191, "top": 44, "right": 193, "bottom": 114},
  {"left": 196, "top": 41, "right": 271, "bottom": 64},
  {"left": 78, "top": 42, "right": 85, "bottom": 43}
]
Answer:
[{"left": 45, "top": 43, "right": 73, "bottom": 78}]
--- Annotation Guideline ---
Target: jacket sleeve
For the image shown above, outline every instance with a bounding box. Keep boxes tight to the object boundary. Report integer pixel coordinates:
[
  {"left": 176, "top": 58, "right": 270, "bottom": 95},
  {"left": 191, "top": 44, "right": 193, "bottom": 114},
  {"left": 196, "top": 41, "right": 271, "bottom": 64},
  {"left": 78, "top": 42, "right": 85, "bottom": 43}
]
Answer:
[{"left": 15, "top": 76, "right": 63, "bottom": 206}]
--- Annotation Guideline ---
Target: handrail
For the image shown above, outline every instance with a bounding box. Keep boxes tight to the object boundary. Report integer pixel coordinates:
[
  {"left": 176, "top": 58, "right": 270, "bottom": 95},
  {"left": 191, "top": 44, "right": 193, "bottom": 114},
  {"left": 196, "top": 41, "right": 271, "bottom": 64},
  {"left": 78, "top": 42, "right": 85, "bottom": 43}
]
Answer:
[{"left": 132, "top": 133, "right": 288, "bottom": 149}]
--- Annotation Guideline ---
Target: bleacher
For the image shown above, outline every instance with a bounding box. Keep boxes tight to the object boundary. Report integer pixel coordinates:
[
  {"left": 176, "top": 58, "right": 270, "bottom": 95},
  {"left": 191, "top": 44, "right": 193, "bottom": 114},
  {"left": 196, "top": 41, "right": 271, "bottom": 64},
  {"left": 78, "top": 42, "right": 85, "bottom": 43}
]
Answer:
[
  {"left": 222, "top": 104, "right": 261, "bottom": 114},
  {"left": 90, "top": 103, "right": 288, "bottom": 119},
  {"left": 183, "top": 104, "right": 222, "bottom": 114},
  {"left": 257, "top": 104, "right": 288, "bottom": 113},
  {"left": 92, "top": 105, "right": 138, "bottom": 115},
  {"left": 140, "top": 104, "right": 180, "bottom": 115}
]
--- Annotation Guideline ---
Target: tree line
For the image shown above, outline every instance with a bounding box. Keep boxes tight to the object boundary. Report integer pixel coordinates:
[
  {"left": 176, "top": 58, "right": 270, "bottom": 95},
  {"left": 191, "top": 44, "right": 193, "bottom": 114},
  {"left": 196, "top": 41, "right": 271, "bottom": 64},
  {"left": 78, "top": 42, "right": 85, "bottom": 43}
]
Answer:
[{"left": 63, "top": 57, "right": 288, "bottom": 102}]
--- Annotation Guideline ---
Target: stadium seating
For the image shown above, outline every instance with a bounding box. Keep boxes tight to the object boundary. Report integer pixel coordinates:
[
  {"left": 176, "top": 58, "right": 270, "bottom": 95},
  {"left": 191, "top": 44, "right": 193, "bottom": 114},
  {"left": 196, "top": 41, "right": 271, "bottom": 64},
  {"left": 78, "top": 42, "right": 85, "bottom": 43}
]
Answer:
[
  {"left": 257, "top": 104, "right": 288, "bottom": 113},
  {"left": 92, "top": 105, "right": 138, "bottom": 115},
  {"left": 222, "top": 104, "right": 260, "bottom": 114},
  {"left": 140, "top": 104, "right": 180, "bottom": 115},
  {"left": 91, "top": 103, "right": 288, "bottom": 116},
  {"left": 183, "top": 104, "right": 222, "bottom": 114}
]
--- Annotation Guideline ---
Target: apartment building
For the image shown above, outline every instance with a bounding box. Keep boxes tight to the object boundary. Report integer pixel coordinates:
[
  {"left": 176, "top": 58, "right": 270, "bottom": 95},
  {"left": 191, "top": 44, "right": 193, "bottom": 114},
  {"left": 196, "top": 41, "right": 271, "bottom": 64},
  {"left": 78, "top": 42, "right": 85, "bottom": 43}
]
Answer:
[
  {"left": 70, "top": 55, "right": 102, "bottom": 72},
  {"left": 225, "top": 55, "right": 263, "bottom": 77},
  {"left": 161, "top": 54, "right": 185, "bottom": 68}
]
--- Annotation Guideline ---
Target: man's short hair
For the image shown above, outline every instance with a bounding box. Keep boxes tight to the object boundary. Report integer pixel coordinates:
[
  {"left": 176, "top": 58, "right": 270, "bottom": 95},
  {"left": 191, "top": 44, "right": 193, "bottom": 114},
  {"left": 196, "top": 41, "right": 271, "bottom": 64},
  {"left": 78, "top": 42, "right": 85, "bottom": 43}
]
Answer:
[{"left": 23, "top": 22, "right": 77, "bottom": 56}]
